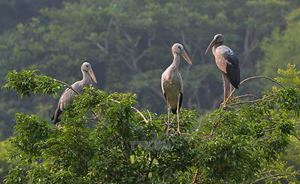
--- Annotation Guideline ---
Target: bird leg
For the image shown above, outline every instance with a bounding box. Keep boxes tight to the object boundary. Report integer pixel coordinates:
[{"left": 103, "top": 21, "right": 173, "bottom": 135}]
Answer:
[
  {"left": 229, "top": 84, "right": 233, "bottom": 95},
  {"left": 222, "top": 73, "right": 227, "bottom": 104},
  {"left": 176, "top": 94, "right": 181, "bottom": 134},
  {"left": 166, "top": 98, "right": 171, "bottom": 134}
]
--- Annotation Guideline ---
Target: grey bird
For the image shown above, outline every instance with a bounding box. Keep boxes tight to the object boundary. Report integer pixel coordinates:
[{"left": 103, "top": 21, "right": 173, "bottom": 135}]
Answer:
[
  {"left": 205, "top": 34, "right": 240, "bottom": 104},
  {"left": 52, "top": 62, "right": 97, "bottom": 124},
  {"left": 161, "top": 43, "right": 192, "bottom": 133}
]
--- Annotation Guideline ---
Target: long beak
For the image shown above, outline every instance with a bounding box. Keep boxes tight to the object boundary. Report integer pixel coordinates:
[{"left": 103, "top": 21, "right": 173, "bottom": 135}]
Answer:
[
  {"left": 88, "top": 68, "right": 97, "bottom": 83},
  {"left": 205, "top": 38, "right": 216, "bottom": 55},
  {"left": 181, "top": 50, "right": 192, "bottom": 65}
]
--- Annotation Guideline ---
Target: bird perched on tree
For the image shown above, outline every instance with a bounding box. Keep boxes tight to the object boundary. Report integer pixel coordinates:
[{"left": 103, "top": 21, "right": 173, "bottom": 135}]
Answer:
[
  {"left": 205, "top": 34, "right": 240, "bottom": 104},
  {"left": 161, "top": 43, "right": 192, "bottom": 133},
  {"left": 52, "top": 62, "right": 97, "bottom": 124}
]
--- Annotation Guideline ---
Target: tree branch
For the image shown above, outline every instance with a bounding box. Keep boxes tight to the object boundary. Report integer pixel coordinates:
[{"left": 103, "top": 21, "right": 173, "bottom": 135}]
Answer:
[
  {"left": 53, "top": 79, "right": 79, "bottom": 94},
  {"left": 224, "top": 75, "right": 285, "bottom": 106}
]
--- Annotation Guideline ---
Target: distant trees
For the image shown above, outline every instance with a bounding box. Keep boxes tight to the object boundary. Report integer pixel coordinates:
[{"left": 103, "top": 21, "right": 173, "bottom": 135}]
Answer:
[{"left": 258, "top": 8, "right": 300, "bottom": 76}]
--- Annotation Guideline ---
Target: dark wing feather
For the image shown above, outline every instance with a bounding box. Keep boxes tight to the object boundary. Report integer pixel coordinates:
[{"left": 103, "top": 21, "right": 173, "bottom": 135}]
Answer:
[
  {"left": 223, "top": 52, "right": 240, "bottom": 89},
  {"left": 171, "top": 92, "right": 183, "bottom": 114},
  {"left": 52, "top": 105, "right": 62, "bottom": 124}
]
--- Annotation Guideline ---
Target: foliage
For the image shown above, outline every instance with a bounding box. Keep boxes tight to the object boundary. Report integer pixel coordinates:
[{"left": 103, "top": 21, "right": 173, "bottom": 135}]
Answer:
[
  {"left": 258, "top": 8, "right": 300, "bottom": 77},
  {"left": 3, "top": 69, "right": 300, "bottom": 183},
  {"left": 3, "top": 69, "right": 61, "bottom": 97},
  {"left": 0, "top": 140, "right": 10, "bottom": 182}
]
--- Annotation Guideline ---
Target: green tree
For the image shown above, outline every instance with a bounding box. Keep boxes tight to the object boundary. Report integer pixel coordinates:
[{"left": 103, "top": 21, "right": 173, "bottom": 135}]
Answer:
[
  {"left": 258, "top": 8, "right": 300, "bottom": 77},
  {"left": 2, "top": 67, "right": 300, "bottom": 183}
]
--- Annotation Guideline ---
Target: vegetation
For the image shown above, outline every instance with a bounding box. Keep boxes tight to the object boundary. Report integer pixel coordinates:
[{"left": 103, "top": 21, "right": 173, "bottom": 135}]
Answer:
[
  {"left": 0, "top": 0, "right": 300, "bottom": 183},
  {"left": 1, "top": 66, "right": 299, "bottom": 183}
]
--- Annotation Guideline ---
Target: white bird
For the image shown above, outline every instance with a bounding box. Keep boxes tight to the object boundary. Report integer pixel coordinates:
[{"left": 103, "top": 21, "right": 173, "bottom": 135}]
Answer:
[
  {"left": 161, "top": 43, "right": 192, "bottom": 133},
  {"left": 52, "top": 62, "right": 97, "bottom": 124}
]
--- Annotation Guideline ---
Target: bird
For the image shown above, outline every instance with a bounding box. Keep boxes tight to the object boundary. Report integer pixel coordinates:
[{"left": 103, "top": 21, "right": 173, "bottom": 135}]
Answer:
[
  {"left": 205, "top": 34, "right": 240, "bottom": 104},
  {"left": 52, "top": 62, "right": 97, "bottom": 124},
  {"left": 161, "top": 43, "right": 192, "bottom": 133}
]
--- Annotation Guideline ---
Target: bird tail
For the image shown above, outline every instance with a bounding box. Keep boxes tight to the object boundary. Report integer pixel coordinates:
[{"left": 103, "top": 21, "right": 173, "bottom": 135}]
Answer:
[
  {"left": 171, "top": 108, "right": 177, "bottom": 114},
  {"left": 170, "top": 92, "right": 183, "bottom": 115},
  {"left": 52, "top": 107, "right": 62, "bottom": 124}
]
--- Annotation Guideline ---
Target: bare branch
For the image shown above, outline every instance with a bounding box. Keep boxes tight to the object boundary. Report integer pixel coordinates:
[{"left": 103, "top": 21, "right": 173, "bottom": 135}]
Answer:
[
  {"left": 224, "top": 75, "right": 285, "bottom": 106},
  {"left": 53, "top": 79, "right": 79, "bottom": 94},
  {"left": 191, "top": 169, "right": 199, "bottom": 184},
  {"left": 110, "top": 99, "right": 149, "bottom": 123}
]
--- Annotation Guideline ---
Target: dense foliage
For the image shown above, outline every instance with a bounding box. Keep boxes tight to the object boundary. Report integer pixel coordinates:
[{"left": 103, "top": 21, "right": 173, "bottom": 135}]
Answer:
[{"left": 2, "top": 67, "right": 300, "bottom": 183}]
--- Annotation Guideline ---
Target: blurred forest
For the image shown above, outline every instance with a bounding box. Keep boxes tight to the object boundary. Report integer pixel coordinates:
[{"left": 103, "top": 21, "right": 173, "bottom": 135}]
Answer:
[{"left": 0, "top": 0, "right": 300, "bottom": 182}]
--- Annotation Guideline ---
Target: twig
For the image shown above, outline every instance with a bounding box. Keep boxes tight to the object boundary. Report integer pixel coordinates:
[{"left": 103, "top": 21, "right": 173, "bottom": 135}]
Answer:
[
  {"left": 250, "top": 172, "right": 300, "bottom": 184},
  {"left": 235, "top": 94, "right": 259, "bottom": 99},
  {"left": 191, "top": 169, "right": 199, "bottom": 184},
  {"left": 293, "top": 134, "right": 300, "bottom": 142},
  {"left": 110, "top": 99, "right": 149, "bottom": 123},
  {"left": 53, "top": 79, "right": 79, "bottom": 94},
  {"left": 144, "top": 155, "right": 154, "bottom": 181},
  {"left": 226, "top": 96, "right": 272, "bottom": 107},
  {"left": 224, "top": 75, "right": 285, "bottom": 106},
  {"left": 147, "top": 110, "right": 153, "bottom": 121}
]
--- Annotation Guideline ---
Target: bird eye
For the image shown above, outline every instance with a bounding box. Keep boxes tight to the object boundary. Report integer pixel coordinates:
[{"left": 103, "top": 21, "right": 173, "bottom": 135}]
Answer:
[{"left": 178, "top": 46, "right": 181, "bottom": 50}]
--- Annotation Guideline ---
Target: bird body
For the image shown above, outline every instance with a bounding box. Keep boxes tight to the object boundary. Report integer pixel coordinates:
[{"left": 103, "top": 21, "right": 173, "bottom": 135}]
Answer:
[
  {"left": 205, "top": 34, "right": 240, "bottom": 104},
  {"left": 161, "top": 57, "right": 183, "bottom": 114},
  {"left": 52, "top": 62, "right": 97, "bottom": 124},
  {"left": 161, "top": 43, "right": 192, "bottom": 133},
  {"left": 213, "top": 45, "right": 240, "bottom": 89}
]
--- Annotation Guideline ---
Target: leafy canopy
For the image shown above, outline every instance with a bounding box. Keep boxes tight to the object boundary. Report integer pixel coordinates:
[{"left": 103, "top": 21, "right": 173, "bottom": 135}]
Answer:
[{"left": 3, "top": 67, "right": 300, "bottom": 183}]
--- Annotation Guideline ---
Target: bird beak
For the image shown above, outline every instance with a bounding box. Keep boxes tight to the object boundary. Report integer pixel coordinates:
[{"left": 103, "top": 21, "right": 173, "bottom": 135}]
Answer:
[
  {"left": 181, "top": 50, "right": 192, "bottom": 65},
  {"left": 88, "top": 67, "right": 97, "bottom": 83},
  {"left": 205, "top": 38, "right": 216, "bottom": 55}
]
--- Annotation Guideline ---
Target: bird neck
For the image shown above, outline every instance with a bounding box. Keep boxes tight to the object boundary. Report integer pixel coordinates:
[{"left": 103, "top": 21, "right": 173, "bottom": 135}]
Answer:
[
  {"left": 171, "top": 53, "right": 180, "bottom": 69},
  {"left": 212, "top": 42, "right": 223, "bottom": 55},
  {"left": 81, "top": 71, "right": 92, "bottom": 85}
]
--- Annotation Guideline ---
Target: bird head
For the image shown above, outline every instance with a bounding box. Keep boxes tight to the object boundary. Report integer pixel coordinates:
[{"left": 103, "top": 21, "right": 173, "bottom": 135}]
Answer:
[
  {"left": 205, "top": 34, "right": 224, "bottom": 54},
  {"left": 81, "top": 62, "right": 97, "bottom": 83},
  {"left": 172, "top": 43, "right": 192, "bottom": 65}
]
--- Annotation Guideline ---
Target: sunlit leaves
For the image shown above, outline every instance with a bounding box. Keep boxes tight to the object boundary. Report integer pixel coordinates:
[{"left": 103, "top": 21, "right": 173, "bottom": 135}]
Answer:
[{"left": 3, "top": 70, "right": 61, "bottom": 97}]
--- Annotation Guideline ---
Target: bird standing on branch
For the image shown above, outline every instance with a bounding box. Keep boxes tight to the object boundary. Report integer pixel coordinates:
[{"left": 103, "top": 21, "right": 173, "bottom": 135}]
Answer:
[
  {"left": 52, "top": 62, "right": 97, "bottom": 124},
  {"left": 205, "top": 34, "right": 240, "bottom": 104},
  {"left": 161, "top": 43, "right": 192, "bottom": 134}
]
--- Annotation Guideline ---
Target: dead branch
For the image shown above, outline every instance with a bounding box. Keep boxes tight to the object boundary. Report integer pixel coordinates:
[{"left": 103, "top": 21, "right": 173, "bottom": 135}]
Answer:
[
  {"left": 110, "top": 99, "right": 149, "bottom": 123},
  {"left": 53, "top": 79, "right": 79, "bottom": 94},
  {"left": 224, "top": 75, "right": 285, "bottom": 106}
]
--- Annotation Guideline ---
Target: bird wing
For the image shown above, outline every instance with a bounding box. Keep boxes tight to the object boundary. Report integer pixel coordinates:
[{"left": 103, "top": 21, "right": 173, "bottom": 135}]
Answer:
[
  {"left": 161, "top": 72, "right": 166, "bottom": 99},
  {"left": 58, "top": 81, "right": 81, "bottom": 110},
  {"left": 215, "top": 46, "right": 233, "bottom": 74}
]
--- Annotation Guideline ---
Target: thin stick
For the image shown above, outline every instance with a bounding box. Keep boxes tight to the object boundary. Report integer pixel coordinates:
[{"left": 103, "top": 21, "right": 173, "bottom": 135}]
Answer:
[
  {"left": 249, "top": 172, "right": 300, "bottom": 184},
  {"left": 191, "top": 169, "right": 199, "bottom": 184},
  {"left": 235, "top": 94, "right": 259, "bottom": 99},
  {"left": 53, "top": 79, "right": 79, "bottom": 94},
  {"left": 226, "top": 96, "right": 272, "bottom": 107},
  {"left": 110, "top": 99, "right": 149, "bottom": 123},
  {"left": 225, "top": 75, "right": 285, "bottom": 106}
]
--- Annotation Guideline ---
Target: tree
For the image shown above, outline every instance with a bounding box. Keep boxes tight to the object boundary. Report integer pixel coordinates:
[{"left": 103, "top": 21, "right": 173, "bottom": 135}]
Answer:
[
  {"left": 2, "top": 66, "right": 300, "bottom": 183},
  {"left": 258, "top": 8, "right": 300, "bottom": 77}
]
